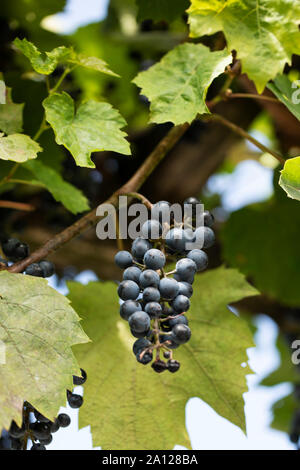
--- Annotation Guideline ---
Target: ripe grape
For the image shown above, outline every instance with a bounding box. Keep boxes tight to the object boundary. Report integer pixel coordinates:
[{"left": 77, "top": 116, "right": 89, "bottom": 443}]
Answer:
[
  {"left": 187, "top": 249, "right": 208, "bottom": 271},
  {"left": 176, "top": 258, "right": 197, "bottom": 280},
  {"left": 194, "top": 226, "right": 215, "bottom": 249},
  {"left": 151, "top": 360, "right": 167, "bottom": 373},
  {"left": 57, "top": 413, "right": 71, "bottom": 428},
  {"left": 67, "top": 391, "right": 83, "bottom": 409},
  {"left": 159, "top": 278, "right": 179, "bottom": 300},
  {"left": 128, "top": 311, "right": 151, "bottom": 332},
  {"left": 177, "top": 281, "right": 193, "bottom": 298},
  {"left": 131, "top": 237, "right": 151, "bottom": 261},
  {"left": 120, "top": 300, "right": 142, "bottom": 320},
  {"left": 167, "top": 359, "right": 181, "bottom": 373},
  {"left": 145, "top": 302, "right": 162, "bottom": 318},
  {"left": 114, "top": 250, "right": 133, "bottom": 269},
  {"left": 143, "top": 248, "right": 166, "bottom": 270},
  {"left": 143, "top": 287, "right": 160, "bottom": 303},
  {"left": 171, "top": 324, "right": 191, "bottom": 344},
  {"left": 73, "top": 368, "right": 87, "bottom": 385},
  {"left": 133, "top": 338, "right": 151, "bottom": 355},
  {"left": 136, "top": 350, "right": 153, "bottom": 364},
  {"left": 123, "top": 266, "right": 142, "bottom": 283},
  {"left": 139, "top": 269, "right": 160, "bottom": 288},
  {"left": 169, "top": 315, "right": 188, "bottom": 328},
  {"left": 171, "top": 294, "right": 190, "bottom": 313},
  {"left": 117, "top": 280, "right": 140, "bottom": 300}
]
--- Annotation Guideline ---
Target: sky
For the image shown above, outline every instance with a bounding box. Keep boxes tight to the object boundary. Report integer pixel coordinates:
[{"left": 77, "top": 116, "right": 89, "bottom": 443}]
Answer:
[{"left": 39, "top": 0, "right": 295, "bottom": 451}]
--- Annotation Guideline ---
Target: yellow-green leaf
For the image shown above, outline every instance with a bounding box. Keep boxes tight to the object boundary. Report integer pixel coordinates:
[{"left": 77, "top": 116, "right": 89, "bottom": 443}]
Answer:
[
  {"left": 279, "top": 156, "right": 300, "bottom": 201},
  {"left": 69, "top": 267, "right": 256, "bottom": 450},
  {"left": 43, "top": 92, "right": 131, "bottom": 168},
  {"left": 25, "top": 160, "right": 90, "bottom": 214},
  {"left": 188, "top": 0, "right": 300, "bottom": 93},
  {"left": 0, "top": 133, "right": 41, "bottom": 162},
  {"left": 0, "top": 272, "right": 89, "bottom": 430},
  {"left": 14, "top": 38, "right": 118, "bottom": 77},
  {"left": 133, "top": 43, "right": 232, "bottom": 125},
  {"left": 14, "top": 38, "right": 71, "bottom": 75},
  {"left": 0, "top": 88, "right": 24, "bottom": 135}
]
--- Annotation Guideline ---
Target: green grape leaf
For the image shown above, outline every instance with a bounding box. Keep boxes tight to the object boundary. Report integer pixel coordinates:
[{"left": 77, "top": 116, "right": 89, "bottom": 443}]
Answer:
[
  {"left": 136, "top": 0, "right": 190, "bottom": 22},
  {"left": 14, "top": 38, "right": 71, "bottom": 75},
  {"left": 0, "top": 271, "right": 89, "bottom": 429},
  {"left": 24, "top": 160, "right": 90, "bottom": 214},
  {"left": 13, "top": 38, "right": 118, "bottom": 77},
  {"left": 68, "top": 54, "right": 119, "bottom": 77},
  {"left": 43, "top": 92, "right": 130, "bottom": 168},
  {"left": 133, "top": 43, "right": 232, "bottom": 125},
  {"left": 188, "top": 0, "right": 300, "bottom": 93},
  {"left": 0, "top": 133, "right": 41, "bottom": 163},
  {"left": 268, "top": 75, "right": 300, "bottom": 122},
  {"left": 221, "top": 189, "right": 300, "bottom": 306},
  {"left": 279, "top": 156, "right": 300, "bottom": 201},
  {"left": 0, "top": 88, "right": 24, "bottom": 135},
  {"left": 69, "top": 267, "right": 256, "bottom": 450},
  {"left": 271, "top": 393, "right": 298, "bottom": 433}
]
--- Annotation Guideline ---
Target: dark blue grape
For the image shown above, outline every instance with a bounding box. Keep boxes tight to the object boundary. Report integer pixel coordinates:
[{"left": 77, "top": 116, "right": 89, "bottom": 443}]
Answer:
[
  {"left": 131, "top": 237, "right": 152, "bottom": 261},
  {"left": 117, "top": 280, "right": 140, "bottom": 300},
  {"left": 159, "top": 278, "right": 179, "bottom": 300},
  {"left": 123, "top": 266, "right": 142, "bottom": 283},
  {"left": 114, "top": 250, "right": 133, "bottom": 269},
  {"left": 133, "top": 338, "right": 151, "bottom": 355},
  {"left": 171, "top": 324, "right": 191, "bottom": 344},
  {"left": 176, "top": 258, "right": 197, "bottom": 281},
  {"left": 136, "top": 350, "right": 153, "bottom": 364},
  {"left": 177, "top": 281, "right": 193, "bottom": 298},
  {"left": 39, "top": 260, "right": 55, "bottom": 277},
  {"left": 204, "top": 210, "right": 214, "bottom": 227},
  {"left": 120, "top": 300, "right": 142, "bottom": 320},
  {"left": 145, "top": 302, "right": 162, "bottom": 318},
  {"left": 25, "top": 263, "right": 43, "bottom": 277},
  {"left": 169, "top": 315, "right": 188, "bottom": 328},
  {"left": 128, "top": 311, "right": 151, "bottom": 332},
  {"left": 194, "top": 226, "right": 215, "bottom": 249},
  {"left": 187, "top": 249, "right": 208, "bottom": 271},
  {"left": 143, "top": 287, "right": 160, "bottom": 303},
  {"left": 167, "top": 359, "right": 180, "bottom": 373},
  {"left": 139, "top": 269, "right": 160, "bottom": 288},
  {"left": 171, "top": 294, "right": 190, "bottom": 313},
  {"left": 143, "top": 248, "right": 166, "bottom": 270}
]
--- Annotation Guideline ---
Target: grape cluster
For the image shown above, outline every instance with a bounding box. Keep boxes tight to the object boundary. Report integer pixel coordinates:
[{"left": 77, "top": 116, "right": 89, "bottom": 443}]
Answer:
[
  {"left": 115, "top": 197, "right": 215, "bottom": 373},
  {"left": 0, "top": 237, "right": 55, "bottom": 278},
  {"left": 6, "top": 369, "right": 86, "bottom": 450}
]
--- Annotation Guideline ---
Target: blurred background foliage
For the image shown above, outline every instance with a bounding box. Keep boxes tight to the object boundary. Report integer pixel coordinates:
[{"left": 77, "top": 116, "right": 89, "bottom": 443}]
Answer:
[{"left": 1, "top": 0, "right": 300, "bottom": 447}]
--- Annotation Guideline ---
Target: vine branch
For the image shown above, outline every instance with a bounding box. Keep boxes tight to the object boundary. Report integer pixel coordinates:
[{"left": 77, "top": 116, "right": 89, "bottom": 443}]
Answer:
[
  {"left": 0, "top": 200, "right": 35, "bottom": 211},
  {"left": 8, "top": 123, "right": 189, "bottom": 273},
  {"left": 206, "top": 113, "right": 285, "bottom": 165}
]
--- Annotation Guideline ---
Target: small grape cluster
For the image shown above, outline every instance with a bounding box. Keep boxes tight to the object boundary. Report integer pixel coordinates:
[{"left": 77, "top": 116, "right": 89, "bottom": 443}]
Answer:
[
  {"left": 6, "top": 369, "right": 86, "bottom": 450},
  {"left": 0, "top": 237, "right": 55, "bottom": 278},
  {"left": 115, "top": 197, "right": 215, "bottom": 373}
]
